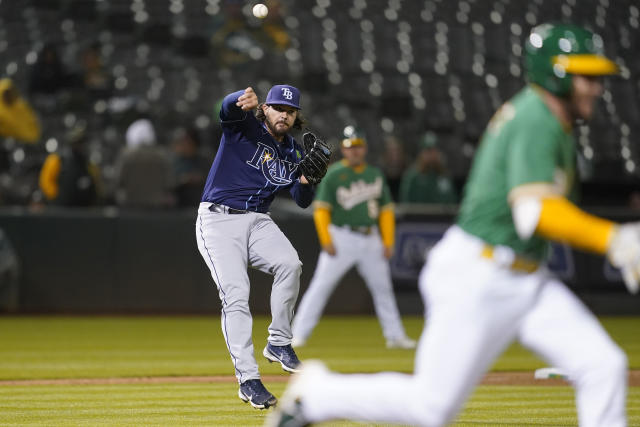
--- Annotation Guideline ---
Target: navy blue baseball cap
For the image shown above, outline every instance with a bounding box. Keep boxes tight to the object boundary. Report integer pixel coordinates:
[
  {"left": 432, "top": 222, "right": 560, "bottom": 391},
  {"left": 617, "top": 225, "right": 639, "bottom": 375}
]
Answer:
[{"left": 265, "top": 84, "right": 301, "bottom": 109}]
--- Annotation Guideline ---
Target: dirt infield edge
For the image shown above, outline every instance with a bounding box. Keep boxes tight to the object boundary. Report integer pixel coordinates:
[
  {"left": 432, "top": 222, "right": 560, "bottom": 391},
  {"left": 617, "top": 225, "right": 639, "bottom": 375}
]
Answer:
[{"left": 1, "top": 370, "right": 638, "bottom": 387}]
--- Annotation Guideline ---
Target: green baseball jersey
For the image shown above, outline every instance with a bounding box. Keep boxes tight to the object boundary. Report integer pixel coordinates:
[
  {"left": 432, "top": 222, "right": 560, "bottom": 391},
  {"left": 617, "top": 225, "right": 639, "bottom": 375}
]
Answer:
[
  {"left": 315, "top": 160, "right": 393, "bottom": 227},
  {"left": 457, "top": 86, "right": 577, "bottom": 261},
  {"left": 399, "top": 167, "right": 458, "bottom": 204}
]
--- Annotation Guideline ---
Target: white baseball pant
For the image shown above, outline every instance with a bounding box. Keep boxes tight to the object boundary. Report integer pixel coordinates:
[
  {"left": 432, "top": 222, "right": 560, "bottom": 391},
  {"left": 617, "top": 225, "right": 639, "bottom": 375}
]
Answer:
[
  {"left": 297, "top": 226, "right": 628, "bottom": 426},
  {"left": 293, "top": 225, "right": 409, "bottom": 343},
  {"left": 196, "top": 202, "right": 301, "bottom": 384}
]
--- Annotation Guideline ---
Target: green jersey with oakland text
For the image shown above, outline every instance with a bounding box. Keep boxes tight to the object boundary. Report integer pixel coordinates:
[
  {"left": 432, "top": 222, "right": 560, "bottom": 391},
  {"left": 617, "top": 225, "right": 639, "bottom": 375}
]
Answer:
[
  {"left": 457, "top": 86, "right": 577, "bottom": 261},
  {"left": 315, "top": 160, "right": 393, "bottom": 227}
]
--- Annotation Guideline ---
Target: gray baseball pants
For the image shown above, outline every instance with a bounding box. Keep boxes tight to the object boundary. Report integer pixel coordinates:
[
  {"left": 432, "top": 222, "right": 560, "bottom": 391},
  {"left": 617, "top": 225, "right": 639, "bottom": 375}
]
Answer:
[{"left": 196, "top": 202, "right": 301, "bottom": 383}]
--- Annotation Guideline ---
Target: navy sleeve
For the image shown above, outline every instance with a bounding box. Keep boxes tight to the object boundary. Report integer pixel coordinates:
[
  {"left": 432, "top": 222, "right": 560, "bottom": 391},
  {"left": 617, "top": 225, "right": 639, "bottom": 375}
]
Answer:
[
  {"left": 220, "top": 90, "right": 248, "bottom": 122},
  {"left": 289, "top": 181, "right": 315, "bottom": 208}
]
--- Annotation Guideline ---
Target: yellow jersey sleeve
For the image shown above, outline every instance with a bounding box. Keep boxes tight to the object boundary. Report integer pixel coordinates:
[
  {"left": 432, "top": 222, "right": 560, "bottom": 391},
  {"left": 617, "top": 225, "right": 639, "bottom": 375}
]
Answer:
[
  {"left": 378, "top": 205, "right": 395, "bottom": 249},
  {"left": 536, "top": 196, "right": 615, "bottom": 254},
  {"left": 39, "top": 154, "right": 62, "bottom": 200},
  {"left": 313, "top": 206, "right": 333, "bottom": 247}
]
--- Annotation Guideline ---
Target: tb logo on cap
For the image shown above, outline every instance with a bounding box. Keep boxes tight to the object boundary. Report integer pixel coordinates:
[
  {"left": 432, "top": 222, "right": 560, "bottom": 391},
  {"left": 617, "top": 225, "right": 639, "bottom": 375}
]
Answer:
[
  {"left": 266, "top": 84, "right": 301, "bottom": 109},
  {"left": 281, "top": 88, "right": 293, "bottom": 100}
]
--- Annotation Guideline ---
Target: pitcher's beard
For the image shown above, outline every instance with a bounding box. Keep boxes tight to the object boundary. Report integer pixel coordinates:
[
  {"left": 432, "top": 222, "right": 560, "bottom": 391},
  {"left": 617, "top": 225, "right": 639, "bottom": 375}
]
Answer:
[{"left": 266, "top": 118, "right": 289, "bottom": 139}]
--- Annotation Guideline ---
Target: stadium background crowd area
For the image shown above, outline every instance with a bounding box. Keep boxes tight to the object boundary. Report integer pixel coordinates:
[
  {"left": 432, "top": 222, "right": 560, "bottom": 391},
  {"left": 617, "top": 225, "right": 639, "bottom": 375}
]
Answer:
[
  {"left": 0, "top": 0, "right": 639, "bottom": 208},
  {"left": 0, "top": 4, "right": 639, "bottom": 425}
]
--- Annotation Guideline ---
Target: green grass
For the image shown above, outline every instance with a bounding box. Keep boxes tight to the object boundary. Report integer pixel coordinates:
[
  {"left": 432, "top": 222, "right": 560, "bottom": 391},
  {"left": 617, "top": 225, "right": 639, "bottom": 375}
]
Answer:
[
  {"left": 0, "top": 383, "right": 638, "bottom": 426},
  {"left": 0, "top": 383, "right": 265, "bottom": 427},
  {"left": 0, "top": 315, "right": 638, "bottom": 425},
  {"left": 0, "top": 317, "right": 230, "bottom": 379}
]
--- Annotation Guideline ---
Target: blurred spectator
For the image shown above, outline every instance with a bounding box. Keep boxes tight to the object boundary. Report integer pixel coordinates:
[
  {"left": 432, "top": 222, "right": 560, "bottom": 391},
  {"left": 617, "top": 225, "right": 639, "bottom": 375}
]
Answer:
[
  {"left": 378, "top": 135, "right": 407, "bottom": 201},
  {"left": 399, "top": 132, "right": 458, "bottom": 204},
  {"left": 28, "top": 44, "right": 73, "bottom": 95},
  {"left": 0, "top": 227, "right": 19, "bottom": 312},
  {"left": 629, "top": 191, "right": 640, "bottom": 211},
  {"left": 0, "top": 78, "right": 41, "bottom": 143},
  {"left": 211, "top": 2, "right": 259, "bottom": 67},
  {"left": 211, "top": 0, "right": 289, "bottom": 68},
  {"left": 258, "top": 0, "right": 291, "bottom": 51},
  {"left": 39, "top": 123, "right": 100, "bottom": 207},
  {"left": 115, "top": 118, "right": 175, "bottom": 209},
  {"left": 80, "top": 43, "right": 112, "bottom": 98},
  {"left": 171, "top": 127, "right": 210, "bottom": 207}
]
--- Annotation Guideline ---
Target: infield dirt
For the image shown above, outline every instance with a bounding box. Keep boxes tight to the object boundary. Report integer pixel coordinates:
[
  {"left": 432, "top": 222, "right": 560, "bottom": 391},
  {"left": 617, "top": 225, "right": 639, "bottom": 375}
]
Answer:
[{"left": 1, "top": 370, "right": 638, "bottom": 387}]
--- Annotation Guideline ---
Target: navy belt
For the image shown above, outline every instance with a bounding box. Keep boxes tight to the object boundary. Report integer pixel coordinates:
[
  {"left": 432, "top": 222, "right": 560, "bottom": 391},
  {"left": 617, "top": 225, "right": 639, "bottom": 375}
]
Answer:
[{"left": 209, "top": 203, "right": 249, "bottom": 215}]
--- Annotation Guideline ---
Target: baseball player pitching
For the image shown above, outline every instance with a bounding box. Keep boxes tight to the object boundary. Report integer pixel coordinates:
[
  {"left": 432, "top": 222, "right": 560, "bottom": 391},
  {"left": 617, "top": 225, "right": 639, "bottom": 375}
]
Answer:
[
  {"left": 269, "top": 23, "right": 639, "bottom": 427},
  {"left": 195, "top": 84, "right": 330, "bottom": 409},
  {"left": 292, "top": 127, "right": 416, "bottom": 349}
]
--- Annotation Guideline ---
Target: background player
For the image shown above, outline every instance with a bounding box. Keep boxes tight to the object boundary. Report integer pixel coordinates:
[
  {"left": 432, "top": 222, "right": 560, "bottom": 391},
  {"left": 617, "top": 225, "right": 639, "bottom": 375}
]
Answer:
[
  {"left": 292, "top": 127, "right": 415, "bottom": 349},
  {"left": 196, "top": 84, "right": 328, "bottom": 410},
  {"left": 398, "top": 131, "right": 458, "bottom": 204},
  {"left": 269, "top": 23, "right": 639, "bottom": 427}
]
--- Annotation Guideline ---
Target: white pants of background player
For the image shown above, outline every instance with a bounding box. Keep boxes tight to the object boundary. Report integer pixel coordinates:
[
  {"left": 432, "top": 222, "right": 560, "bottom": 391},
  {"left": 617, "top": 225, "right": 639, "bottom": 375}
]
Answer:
[
  {"left": 195, "top": 202, "right": 301, "bottom": 384},
  {"left": 298, "top": 226, "right": 628, "bottom": 427},
  {"left": 293, "top": 225, "right": 410, "bottom": 345}
]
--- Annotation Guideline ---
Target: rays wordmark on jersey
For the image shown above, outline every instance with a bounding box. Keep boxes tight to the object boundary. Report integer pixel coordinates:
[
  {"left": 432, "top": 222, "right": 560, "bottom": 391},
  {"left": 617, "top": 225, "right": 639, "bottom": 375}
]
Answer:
[
  {"left": 246, "top": 142, "right": 298, "bottom": 186},
  {"left": 337, "top": 177, "right": 383, "bottom": 210}
]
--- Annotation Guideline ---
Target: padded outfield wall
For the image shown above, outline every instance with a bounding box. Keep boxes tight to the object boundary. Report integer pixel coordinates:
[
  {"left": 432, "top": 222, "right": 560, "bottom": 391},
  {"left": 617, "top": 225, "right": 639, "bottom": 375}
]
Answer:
[{"left": 0, "top": 202, "right": 638, "bottom": 314}]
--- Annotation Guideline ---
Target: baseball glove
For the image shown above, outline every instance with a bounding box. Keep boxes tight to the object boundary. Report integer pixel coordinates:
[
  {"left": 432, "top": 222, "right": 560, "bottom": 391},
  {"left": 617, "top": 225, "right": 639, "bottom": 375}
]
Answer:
[{"left": 299, "top": 130, "right": 331, "bottom": 185}]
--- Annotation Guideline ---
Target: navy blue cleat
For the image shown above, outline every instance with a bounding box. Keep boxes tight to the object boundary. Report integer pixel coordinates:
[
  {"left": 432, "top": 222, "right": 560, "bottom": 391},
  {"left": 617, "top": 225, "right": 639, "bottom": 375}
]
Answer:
[
  {"left": 238, "top": 379, "right": 278, "bottom": 409},
  {"left": 263, "top": 343, "right": 302, "bottom": 373}
]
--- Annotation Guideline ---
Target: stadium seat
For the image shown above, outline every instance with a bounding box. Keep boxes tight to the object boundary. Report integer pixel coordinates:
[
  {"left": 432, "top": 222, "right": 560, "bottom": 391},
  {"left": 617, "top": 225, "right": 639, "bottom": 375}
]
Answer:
[
  {"left": 1, "top": 0, "right": 639, "bottom": 201},
  {"left": 105, "top": 11, "right": 135, "bottom": 33},
  {"left": 65, "top": 0, "right": 97, "bottom": 21}
]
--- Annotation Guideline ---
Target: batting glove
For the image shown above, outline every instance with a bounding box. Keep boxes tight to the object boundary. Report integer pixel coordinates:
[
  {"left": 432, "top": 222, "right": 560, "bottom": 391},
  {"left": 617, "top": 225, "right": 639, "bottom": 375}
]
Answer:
[{"left": 607, "top": 223, "right": 640, "bottom": 294}]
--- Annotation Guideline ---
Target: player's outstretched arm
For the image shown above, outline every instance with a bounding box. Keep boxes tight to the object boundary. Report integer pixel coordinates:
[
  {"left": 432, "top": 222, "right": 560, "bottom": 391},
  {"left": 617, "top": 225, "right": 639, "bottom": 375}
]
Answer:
[
  {"left": 235, "top": 87, "right": 258, "bottom": 111},
  {"left": 511, "top": 193, "right": 640, "bottom": 293},
  {"left": 533, "top": 197, "right": 614, "bottom": 254},
  {"left": 607, "top": 224, "right": 640, "bottom": 294},
  {"left": 219, "top": 87, "right": 258, "bottom": 122}
]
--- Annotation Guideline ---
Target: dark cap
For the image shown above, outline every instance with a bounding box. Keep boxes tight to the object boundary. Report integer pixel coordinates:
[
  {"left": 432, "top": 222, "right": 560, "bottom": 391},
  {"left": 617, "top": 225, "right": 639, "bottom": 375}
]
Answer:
[
  {"left": 420, "top": 131, "right": 438, "bottom": 149},
  {"left": 265, "top": 84, "right": 301, "bottom": 109}
]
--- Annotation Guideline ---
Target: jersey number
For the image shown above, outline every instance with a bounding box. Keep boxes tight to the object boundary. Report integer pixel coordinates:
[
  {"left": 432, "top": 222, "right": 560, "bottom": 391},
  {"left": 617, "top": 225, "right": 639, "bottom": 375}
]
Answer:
[{"left": 367, "top": 199, "right": 378, "bottom": 219}]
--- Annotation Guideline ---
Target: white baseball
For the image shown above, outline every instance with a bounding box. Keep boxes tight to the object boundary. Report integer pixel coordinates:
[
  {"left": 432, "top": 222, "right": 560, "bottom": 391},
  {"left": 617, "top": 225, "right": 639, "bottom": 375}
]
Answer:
[{"left": 252, "top": 3, "right": 268, "bottom": 18}]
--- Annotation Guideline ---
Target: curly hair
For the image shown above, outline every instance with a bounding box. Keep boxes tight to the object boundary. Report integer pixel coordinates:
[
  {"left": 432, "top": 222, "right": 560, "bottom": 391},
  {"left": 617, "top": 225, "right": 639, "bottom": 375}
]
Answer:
[{"left": 255, "top": 103, "right": 307, "bottom": 130}]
